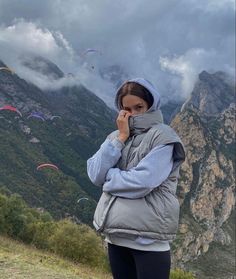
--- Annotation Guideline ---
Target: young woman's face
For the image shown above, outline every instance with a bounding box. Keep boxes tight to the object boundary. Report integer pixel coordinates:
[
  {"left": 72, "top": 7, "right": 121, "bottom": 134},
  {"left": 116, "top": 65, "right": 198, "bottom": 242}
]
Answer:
[{"left": 122, "top": 95, "right": 149, "bottom": 116}]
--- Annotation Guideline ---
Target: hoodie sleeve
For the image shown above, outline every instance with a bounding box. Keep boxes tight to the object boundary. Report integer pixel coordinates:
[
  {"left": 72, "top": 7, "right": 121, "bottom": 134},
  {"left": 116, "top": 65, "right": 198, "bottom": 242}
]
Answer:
[
  {"left": 103, "top": 144, "right": 174, "bottom": 198},
  {"left": 87, "top": 138, "right": 124, "bottom": 187}
]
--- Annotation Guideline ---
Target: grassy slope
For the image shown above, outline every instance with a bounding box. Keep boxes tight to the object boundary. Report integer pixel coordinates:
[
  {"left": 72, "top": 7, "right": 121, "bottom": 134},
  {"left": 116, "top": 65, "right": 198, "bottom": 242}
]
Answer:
[{"left": 0, "top": 235, "right": 112, "bottom": 279}]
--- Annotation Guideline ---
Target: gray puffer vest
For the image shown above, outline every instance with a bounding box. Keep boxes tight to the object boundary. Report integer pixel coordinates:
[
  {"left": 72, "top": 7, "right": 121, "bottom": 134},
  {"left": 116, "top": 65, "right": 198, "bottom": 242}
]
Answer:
[{"left": 93, "top": 123, "right": 185, "bottom": 241}]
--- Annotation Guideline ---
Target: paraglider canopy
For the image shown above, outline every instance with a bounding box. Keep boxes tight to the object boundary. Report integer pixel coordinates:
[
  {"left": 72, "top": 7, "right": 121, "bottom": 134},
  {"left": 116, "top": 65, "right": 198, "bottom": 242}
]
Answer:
[
  {"left": 0, "top": 105, "right": 22, "bottom": 117},
  {"left": 77, "top": 197, "right": 89, "bottom": 203},
  {"left": 80, "top": 48, "right": 102, "bottom": 71},
  {"left": 0, "top": 67, "right": 14, "bottom": 74},
  {"left": 81, "top": 48, "right": 102, "bottom": 57},
  {"left": 27, "top": 112, "right": 46, "bottom": 121},
  {"left": 50, "top": 115, "right": 61, "bottom": 120},
  {"left": 37, "top": 163, "right": 59, "bottom": 171}
]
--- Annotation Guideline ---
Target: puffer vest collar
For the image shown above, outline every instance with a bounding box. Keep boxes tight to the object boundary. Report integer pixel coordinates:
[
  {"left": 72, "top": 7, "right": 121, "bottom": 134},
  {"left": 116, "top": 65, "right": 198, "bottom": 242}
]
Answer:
[{"left": 129, "top": 109, "right": 163, "bottom": 136}]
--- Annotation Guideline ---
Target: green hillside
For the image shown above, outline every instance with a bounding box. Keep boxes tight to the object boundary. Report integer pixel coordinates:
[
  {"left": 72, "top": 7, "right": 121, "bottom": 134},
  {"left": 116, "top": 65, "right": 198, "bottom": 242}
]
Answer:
[{"left": 0, "top": 63, "right": 116, "bottom": 224}]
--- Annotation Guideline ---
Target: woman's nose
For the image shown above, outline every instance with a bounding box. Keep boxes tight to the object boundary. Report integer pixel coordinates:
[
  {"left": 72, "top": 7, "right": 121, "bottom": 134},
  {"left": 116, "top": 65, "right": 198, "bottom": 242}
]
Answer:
[
  {"left": 130, "top": 110, "right": 135, "bottom": 115},
  {"left": 131, "top": 109, "right": 139, "bottom": 115}
]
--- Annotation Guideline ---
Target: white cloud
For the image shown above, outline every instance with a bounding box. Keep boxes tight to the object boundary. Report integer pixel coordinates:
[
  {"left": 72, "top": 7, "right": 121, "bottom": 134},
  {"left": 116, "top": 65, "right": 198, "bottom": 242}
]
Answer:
[
  {"left": 0, "top": 19, "right": 79, "bottom": 73},
  {"left": 0, "top": 19, "right": 81, "bottom": 89},
  {"left": 0, "top": 19, "right": 61, "bottom": 56},
  {"left": 160, "top": 47, "right": 235, "bottom": 98},
  {"left": 0, "top": 0, "right": 234, "bottom": 104}
]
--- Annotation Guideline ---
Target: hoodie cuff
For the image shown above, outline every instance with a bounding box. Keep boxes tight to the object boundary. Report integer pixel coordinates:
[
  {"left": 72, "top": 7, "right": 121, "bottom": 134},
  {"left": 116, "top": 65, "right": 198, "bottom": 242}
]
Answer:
[{"left": 111, "top": 137, "right": 125, "bottom": 150}]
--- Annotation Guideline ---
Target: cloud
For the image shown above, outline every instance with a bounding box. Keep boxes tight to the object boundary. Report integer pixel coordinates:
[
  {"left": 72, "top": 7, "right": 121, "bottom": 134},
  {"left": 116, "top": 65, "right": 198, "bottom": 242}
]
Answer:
[
  {"left": 0, "top": 20, "right": 78, "bottom": 88},
  {"left": 0, "top": 0, "right": 234, "bottom": 105},
  {"left": 12, "top": 60, "right": 116, "bottom": 109},
  {"left": 0, "top": 21, "right": 56, "bottom": 55},
  {"left": 0, "top": 19, "right": 76, "bottom": 63},
  {"left": 160, "top": 47, "right": 235, "bottom": 98}
]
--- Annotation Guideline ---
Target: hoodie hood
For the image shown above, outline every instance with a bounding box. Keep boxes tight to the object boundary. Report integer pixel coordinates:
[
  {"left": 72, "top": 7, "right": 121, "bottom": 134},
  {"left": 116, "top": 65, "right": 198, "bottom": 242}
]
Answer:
[
  {"left": 115, "top": 78, "right": 163, "bottom": 135},
  {"left": 115, "top": 77, "right": 161, "bottom": 112}
]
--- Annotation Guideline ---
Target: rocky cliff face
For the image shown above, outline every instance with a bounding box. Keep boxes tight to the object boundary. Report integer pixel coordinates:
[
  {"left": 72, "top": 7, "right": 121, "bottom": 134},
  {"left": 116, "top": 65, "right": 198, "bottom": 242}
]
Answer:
[
  {"left": 181, "top": 71, "right": 235, "bottom": 116},
  {"left": 170, "top": 71, "right": 235, "bottom": 278}
]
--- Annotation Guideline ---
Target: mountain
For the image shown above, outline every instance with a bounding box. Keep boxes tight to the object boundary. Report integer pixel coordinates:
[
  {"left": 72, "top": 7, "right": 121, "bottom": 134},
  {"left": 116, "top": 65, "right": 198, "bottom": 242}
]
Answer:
[
  {"left": 0, "top": 58, "right": 116, "bottom": 224},
  {"left": 181, "top": 71, "right": 235, "bottom": 115},
  {"left": 20, "top": 55, "right": 65, "bottom": 80},
  {"left": 99, "top": 64, "right": 130, "bottom": 88},
  {"left": 170, "top": 71, "right": 235, "bottom": 279},
  {"left": 160, "top": 99, "right": 183, "bottom": 124},
  {"left": 0, "top": 57, "right": 235, "bottom": 278}
]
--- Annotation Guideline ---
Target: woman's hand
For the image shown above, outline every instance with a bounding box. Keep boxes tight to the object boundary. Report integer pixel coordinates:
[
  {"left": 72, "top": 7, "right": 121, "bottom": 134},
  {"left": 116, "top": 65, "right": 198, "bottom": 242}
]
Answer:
[{"left": 116, "top": 110, "right": 132, "bottom": 142}]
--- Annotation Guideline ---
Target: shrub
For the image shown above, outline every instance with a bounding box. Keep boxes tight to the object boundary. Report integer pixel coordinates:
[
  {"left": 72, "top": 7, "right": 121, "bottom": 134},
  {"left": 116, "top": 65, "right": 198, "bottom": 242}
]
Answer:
[
  {"left": 3, "top": 194, "right": 28, "bottom": 237},
  {"left": 19, "top": 220, "right": 57, "bottom": 249},
  {"left": 170, "top": 268, "right": 196, "bottom": 279},
  {"left": 49, "top": 219, "right": 109, "bottom": 269},
  {"left": 0, "top": 194, "right": 8, "bottom": 234},
  {"left": 0, "top": 192, "right": 109, "bottom": 271}
]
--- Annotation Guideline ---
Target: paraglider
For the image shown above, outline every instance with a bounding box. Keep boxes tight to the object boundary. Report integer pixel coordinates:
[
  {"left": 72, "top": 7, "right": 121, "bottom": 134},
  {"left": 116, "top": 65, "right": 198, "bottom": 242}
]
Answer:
[
  {"left": 77, "top": 197, "right": 89, "bottom": 204},
  {"left": 27, "top": 112, "right": 46, "bottom": 121},
  {"left": 37, "top": 163, "right": 59, "bottom": 171},
  {"left": 50, "top": 115, "right": 61, "bottom": 120},
  {"left": 0, "top": 105, "right": 22, "bottom": 117},
  {"left": 0, "top": 67, "right": 14, "bottom": 74},
  {"left": 81, "top": 48, "right": 102, "bottom": 57},
  {"left": 81, "top": 48, "right": 102, "bottom": 70},
  {"left": 66, "top": 73, "right": 75, "bottom": 78}
]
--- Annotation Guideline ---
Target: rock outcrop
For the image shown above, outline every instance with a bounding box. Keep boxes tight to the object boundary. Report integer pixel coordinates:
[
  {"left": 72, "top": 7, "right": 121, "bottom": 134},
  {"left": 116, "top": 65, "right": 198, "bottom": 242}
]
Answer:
[{"left": 170, "top": 71, "right": 235, "bottom": 278}]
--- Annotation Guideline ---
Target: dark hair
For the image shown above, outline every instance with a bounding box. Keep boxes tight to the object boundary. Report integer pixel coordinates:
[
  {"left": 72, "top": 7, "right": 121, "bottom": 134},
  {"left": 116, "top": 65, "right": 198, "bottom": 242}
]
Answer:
[{"left": 115, "top": 82, "right": 154, "bottom": 110}]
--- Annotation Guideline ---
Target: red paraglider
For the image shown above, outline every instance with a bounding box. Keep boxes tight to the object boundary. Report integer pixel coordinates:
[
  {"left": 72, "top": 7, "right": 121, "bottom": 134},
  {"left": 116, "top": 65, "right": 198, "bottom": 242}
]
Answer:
[
  {"left": 0, "top": 105, "right": 22, "bottom": 117},
  {"left": 37, "top": 163, "right": 59, "bottom": 171}
]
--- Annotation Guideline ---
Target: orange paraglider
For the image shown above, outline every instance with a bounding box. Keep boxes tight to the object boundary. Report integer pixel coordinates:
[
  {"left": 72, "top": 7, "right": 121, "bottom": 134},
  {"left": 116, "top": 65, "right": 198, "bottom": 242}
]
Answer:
[{"left": 36, "top": 163, "right": 59, "bottom": 171}]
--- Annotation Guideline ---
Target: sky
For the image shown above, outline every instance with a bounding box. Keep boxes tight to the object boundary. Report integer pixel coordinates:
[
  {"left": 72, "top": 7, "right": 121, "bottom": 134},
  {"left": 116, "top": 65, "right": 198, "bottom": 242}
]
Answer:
[{"left": 0, "top": 0, "right": 235, "bottom": 107}]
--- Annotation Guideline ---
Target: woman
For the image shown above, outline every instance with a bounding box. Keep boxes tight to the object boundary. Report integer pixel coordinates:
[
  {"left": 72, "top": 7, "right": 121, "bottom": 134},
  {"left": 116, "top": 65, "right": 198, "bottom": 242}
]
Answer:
[{"left": 87, "top": 78, "right": 185, "bottom": 279}]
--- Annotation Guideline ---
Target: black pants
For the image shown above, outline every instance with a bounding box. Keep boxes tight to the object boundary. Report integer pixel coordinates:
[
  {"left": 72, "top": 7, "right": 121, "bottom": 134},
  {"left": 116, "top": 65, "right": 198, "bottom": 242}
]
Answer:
[{"left": 108, "top": 243, "right": 171, "bottom": 279}]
